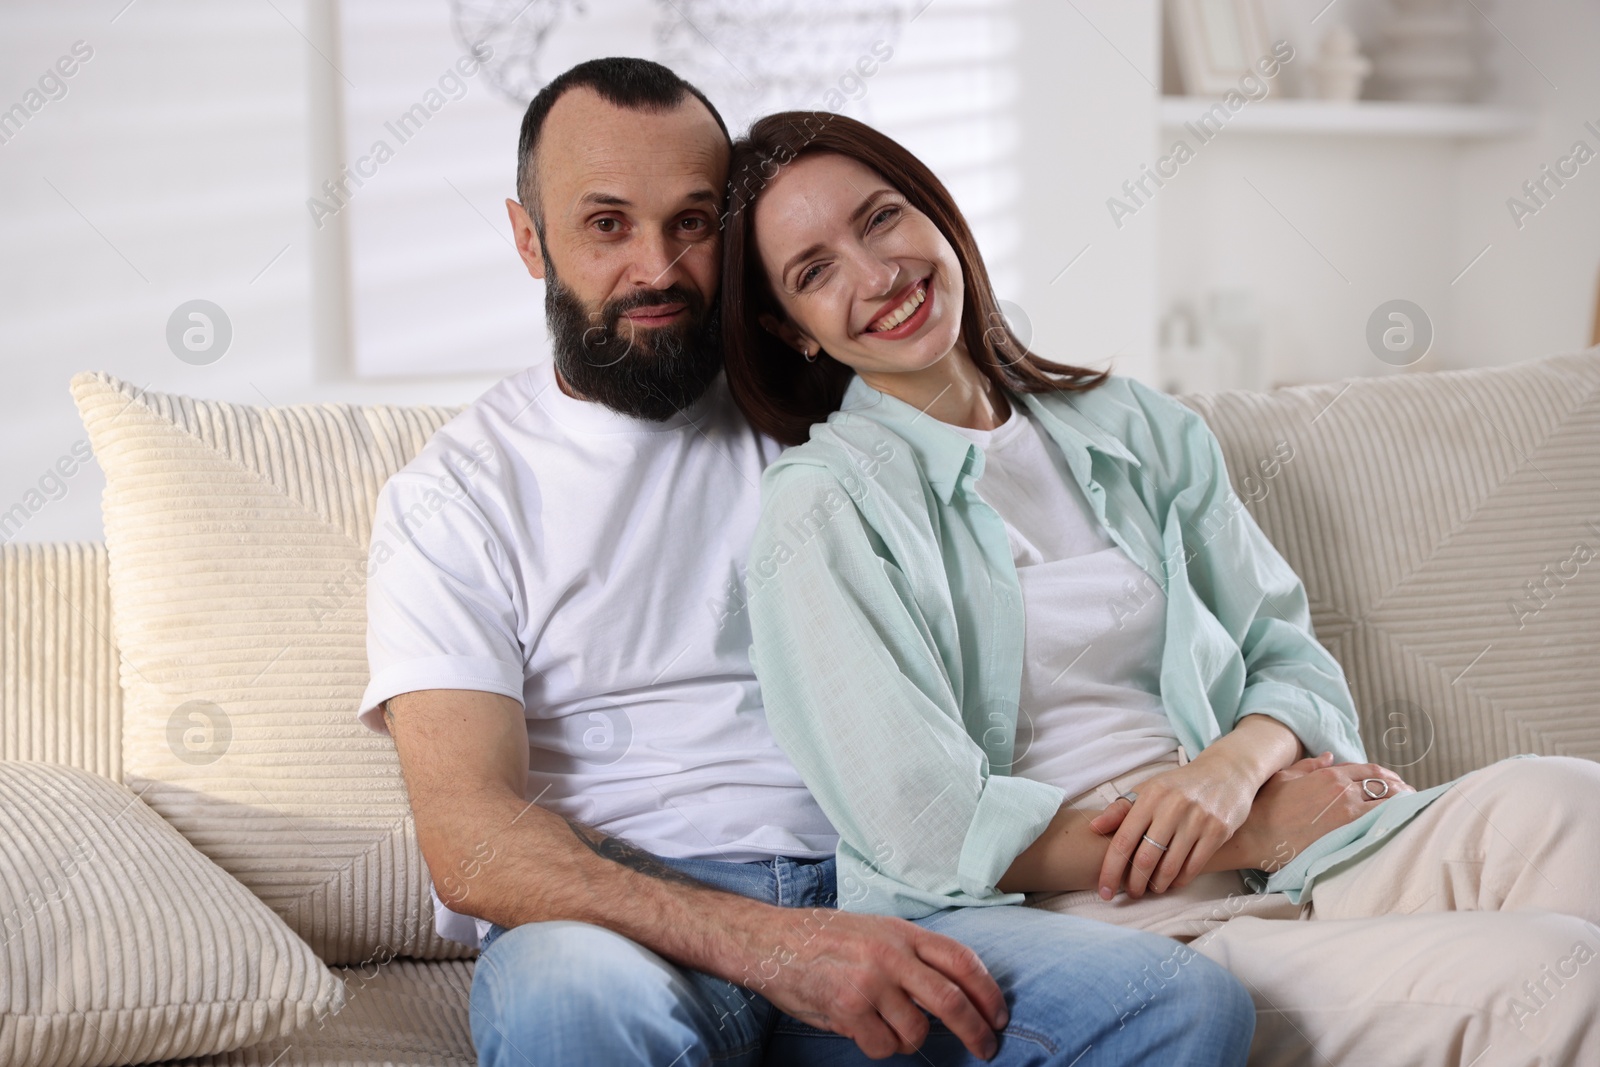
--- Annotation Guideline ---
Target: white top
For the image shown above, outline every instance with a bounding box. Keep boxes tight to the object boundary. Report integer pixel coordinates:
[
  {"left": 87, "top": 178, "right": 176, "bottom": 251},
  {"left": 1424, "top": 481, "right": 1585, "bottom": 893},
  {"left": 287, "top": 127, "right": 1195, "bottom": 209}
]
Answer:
[
  {"left": 945, "top": 402, "right": 1179, "bottom": 801},
  {"left": 359, "top": 360, "right": 837, "bottom": 948}
]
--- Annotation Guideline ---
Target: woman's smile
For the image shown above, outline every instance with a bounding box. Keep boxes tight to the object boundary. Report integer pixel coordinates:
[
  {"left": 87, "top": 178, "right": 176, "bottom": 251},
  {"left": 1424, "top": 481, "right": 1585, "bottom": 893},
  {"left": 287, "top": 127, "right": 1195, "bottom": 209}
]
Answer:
[{"left": 863, "top": 276, "right": 933, "bottom": 339}]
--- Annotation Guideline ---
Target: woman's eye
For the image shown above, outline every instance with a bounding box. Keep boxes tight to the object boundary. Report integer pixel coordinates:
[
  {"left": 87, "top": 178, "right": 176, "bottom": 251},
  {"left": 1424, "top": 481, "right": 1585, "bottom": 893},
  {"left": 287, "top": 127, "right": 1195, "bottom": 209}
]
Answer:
[
  {"left": 870, "top": 205, "right": 900, "bottom": 228},
  {"left": 799, "top": 264, "right": 824, "bottom": 288},
  {"left": 680, "top": 216, "right": 705, "bottom": 232}
]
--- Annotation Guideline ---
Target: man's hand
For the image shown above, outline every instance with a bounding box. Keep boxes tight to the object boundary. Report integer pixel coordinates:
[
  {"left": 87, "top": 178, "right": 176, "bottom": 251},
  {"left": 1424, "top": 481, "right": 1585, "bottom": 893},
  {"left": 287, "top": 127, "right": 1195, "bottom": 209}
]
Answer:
[
  {"left": 742, "top": 907, "right": 1009, "bottom": 1061},
  {"left": 1228, "top": 753, "right": 1416, "bottom": 871}
]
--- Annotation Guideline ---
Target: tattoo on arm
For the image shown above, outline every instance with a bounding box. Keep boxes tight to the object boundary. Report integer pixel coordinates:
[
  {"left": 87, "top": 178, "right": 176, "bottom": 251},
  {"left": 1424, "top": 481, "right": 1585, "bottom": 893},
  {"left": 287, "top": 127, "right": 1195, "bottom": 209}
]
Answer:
[{"left": 564, "top": 818, "right": 711, "bottom": 890}]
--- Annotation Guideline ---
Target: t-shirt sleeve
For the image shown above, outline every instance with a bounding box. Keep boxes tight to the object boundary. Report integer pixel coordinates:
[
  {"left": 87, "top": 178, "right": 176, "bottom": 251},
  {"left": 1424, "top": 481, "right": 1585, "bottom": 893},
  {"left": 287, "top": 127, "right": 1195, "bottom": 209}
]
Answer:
[{"left": 357, "top": 472, "right": 527, "bottom": 734}]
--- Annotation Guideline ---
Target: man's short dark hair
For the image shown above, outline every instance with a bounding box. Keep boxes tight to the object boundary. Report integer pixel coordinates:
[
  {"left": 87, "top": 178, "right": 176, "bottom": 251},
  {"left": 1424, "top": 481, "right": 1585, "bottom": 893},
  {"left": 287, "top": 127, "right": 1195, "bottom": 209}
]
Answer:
[{"left": 515, "top": 57, "right": 730, "bottom": 233}]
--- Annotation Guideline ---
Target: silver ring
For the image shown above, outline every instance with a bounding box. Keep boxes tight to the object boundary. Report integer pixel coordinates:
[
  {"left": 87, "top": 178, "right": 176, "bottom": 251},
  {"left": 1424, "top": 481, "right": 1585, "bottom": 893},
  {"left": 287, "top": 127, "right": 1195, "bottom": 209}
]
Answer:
[
  {"left": 1118, "top": 790, "right": 1139, "bottom": 804},
  {"left": 1140, "top": 833, "right": 1170, "bottom": 852},
  {"left": 1361, "top": 777, "right": 1390, "bottom": 800}
]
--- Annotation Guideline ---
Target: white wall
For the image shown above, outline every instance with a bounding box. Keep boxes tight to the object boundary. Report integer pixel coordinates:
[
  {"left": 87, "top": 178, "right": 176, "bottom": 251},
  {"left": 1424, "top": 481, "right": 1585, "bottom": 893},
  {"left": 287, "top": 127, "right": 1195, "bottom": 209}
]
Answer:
[
  {"left": 1157, "top": 133, "right": 1464, "bottom": 387},
  {"left": 6, "top": 0, "right": 1587, "bottom": 547},
  {"left": 1451, "top": 0, "right": 1600, "bottom": 368},
  {"left": 2, "top": 0, "right": 1165, "bottom": 546},
  {"left": 1016, "top": 0, "right": 1162, "bottom": 384},
  {"left": 0, "top": 1, "right": 511, "bottom": 550},
  {"left": 1154, "top": 0, "right": 1600, "bottom": 388}
]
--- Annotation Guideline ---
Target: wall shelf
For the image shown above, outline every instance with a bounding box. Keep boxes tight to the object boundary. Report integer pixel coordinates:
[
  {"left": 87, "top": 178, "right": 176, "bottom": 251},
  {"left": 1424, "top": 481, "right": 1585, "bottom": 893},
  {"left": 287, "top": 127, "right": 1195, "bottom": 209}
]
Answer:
[{"left": 1158, "top": 97, "right": 1537, "bottom": 139}]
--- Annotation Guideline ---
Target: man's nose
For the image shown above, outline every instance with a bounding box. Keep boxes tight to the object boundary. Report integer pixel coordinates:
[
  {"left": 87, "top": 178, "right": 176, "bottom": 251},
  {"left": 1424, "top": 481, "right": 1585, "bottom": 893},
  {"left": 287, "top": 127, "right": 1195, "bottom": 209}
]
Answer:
[{"left": 626, "top": 228, "right": 689, "bottom": 291}]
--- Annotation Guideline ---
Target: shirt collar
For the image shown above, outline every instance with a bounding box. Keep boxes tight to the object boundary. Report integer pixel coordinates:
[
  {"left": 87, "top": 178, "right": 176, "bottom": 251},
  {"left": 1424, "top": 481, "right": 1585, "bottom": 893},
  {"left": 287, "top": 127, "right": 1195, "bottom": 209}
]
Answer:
[{"left": 837, "top": 372, "right": 1140, "bottom": 505}]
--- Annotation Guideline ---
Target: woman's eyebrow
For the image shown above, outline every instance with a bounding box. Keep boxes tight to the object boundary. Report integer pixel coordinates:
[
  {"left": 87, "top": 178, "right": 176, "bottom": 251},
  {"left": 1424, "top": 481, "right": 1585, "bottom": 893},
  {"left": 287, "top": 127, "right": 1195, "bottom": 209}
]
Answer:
[
  {"left": 782, "top": 241, "right": 827, "bottom": 281},
  {"left": 781, "top": 188, "right": 897, "bottom": 280},
  {"left": 850, "top": 188, "right": 895, "bottom": 223}
]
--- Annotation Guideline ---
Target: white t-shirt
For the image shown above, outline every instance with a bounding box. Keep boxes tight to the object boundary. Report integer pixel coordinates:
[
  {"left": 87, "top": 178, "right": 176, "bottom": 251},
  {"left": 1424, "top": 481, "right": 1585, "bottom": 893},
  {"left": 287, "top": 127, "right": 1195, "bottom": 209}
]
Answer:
[
  {"left": 945, "top": 402, "right": 1179, "bottom": 802},
  {"left": 359, "top": 360, "right": 838, "bottom": 948}
]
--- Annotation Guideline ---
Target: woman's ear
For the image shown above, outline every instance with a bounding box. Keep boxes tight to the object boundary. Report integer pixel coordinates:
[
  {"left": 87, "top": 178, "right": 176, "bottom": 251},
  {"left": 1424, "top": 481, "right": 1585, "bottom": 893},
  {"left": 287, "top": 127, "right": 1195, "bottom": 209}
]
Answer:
[{"left": 758, "top": 312, "right": 814, "bottom": 356}]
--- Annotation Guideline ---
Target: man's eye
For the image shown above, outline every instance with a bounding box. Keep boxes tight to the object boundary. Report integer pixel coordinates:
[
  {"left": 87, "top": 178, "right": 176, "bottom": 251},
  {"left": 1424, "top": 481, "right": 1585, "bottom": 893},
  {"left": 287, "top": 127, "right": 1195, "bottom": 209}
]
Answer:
[{"left": 594, "top": 218, "right": 619, "bottom": 233}]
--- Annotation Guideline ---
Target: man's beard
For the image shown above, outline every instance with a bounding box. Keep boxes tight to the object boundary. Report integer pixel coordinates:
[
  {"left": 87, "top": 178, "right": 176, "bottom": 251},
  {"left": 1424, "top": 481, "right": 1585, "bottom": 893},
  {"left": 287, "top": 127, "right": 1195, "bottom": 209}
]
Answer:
[{"left": 543, "top": 253, "right": 724, "bottom": 422}]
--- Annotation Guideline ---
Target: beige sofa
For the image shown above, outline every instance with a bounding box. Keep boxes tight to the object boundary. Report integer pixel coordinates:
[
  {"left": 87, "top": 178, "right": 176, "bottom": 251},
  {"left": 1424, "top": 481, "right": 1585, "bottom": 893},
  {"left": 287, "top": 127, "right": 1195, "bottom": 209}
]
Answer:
[{"left": 2, "top": 350, "right": 1597, "bottom": 1067}]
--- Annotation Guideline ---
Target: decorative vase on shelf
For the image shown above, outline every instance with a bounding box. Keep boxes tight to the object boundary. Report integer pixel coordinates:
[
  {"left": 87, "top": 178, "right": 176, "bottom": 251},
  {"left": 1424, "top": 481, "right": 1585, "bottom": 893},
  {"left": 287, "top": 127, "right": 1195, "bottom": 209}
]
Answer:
[
  {"left": 1371, "top": 0, "right": 1482, "bottom": 103},
  {"left": 1311, "top": 24, "right": 1373, "bottom": 102}
]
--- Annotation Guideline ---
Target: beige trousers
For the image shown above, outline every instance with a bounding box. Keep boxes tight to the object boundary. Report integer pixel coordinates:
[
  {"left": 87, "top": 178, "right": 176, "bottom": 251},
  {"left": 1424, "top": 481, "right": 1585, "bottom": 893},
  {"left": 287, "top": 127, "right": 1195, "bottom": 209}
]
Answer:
[{"left": 1025, "top": 748, "right": 1600, "bottom": 1067}]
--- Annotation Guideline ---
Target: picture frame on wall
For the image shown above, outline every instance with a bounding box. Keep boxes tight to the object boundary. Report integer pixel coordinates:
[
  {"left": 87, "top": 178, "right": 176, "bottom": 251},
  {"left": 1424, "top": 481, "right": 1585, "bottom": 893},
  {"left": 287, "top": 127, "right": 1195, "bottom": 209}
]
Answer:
[{"left": 1166, "top": 0, "right": 1276, "bottom": 96}]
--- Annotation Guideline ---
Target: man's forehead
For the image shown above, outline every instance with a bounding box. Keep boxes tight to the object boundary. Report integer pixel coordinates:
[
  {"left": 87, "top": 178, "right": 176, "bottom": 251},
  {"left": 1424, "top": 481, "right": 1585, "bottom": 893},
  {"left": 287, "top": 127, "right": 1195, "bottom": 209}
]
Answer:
[{"left": 539, "top": 87, "right": 728, "bottom": 203}]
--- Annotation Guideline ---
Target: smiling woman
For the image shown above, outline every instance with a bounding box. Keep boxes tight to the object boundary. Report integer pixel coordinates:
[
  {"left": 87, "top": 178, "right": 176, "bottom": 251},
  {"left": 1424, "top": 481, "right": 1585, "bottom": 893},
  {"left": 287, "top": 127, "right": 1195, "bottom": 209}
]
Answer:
[
  {"left": 721, "top": 106, "right": 1600, "bottom": 1067},
  {"left": 719, "top": 111, "right": 1109, "bottom": 447}
]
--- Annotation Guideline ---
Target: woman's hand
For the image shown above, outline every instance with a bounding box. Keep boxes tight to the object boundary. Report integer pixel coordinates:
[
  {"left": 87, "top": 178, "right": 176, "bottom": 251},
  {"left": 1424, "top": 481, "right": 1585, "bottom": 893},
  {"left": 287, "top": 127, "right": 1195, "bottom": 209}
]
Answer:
[
  {"left": 1229, "top": 755, "right": 1417, "bottom": 872},
  {"left": 1087, "top": 755, "right": 1261, "bottom": 900},
  {"left": 1087, "top": 715, "right": 1303, "bottom": 900}
]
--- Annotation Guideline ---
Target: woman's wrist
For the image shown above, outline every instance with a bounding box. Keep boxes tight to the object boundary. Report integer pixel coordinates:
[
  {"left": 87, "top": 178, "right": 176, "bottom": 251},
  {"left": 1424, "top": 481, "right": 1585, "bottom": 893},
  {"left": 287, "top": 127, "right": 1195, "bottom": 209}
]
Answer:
[{"left": 1193, "top": 714, "right": 1302, "bottom": 793}]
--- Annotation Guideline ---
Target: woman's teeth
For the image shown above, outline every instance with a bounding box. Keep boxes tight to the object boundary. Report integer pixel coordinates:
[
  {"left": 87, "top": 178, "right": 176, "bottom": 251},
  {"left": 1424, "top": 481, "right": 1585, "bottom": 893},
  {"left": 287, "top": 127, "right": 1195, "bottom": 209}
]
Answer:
[{"left": 869, "top": 286, "right": 926, "bottom": 332}]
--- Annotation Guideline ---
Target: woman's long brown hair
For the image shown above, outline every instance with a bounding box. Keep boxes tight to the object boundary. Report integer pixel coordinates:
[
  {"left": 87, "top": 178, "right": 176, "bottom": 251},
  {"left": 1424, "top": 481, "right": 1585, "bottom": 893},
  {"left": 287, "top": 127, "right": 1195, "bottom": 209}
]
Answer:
[{"left": 720, "top": 110, "right": 1110, "bottom": 447}]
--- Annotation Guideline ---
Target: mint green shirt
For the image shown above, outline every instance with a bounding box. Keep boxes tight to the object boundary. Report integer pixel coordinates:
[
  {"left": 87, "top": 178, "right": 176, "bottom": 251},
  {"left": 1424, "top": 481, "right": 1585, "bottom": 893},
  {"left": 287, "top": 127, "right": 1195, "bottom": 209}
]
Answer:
[{"left": 746, "top": 371, "right": 1514, "bottom": 919}]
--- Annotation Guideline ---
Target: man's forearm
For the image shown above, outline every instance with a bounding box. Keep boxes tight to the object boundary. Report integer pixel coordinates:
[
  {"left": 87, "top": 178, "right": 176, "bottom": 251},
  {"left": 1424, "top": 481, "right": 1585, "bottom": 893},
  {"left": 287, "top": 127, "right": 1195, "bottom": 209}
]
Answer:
[
  {"left": 419, "top": 783, "right": 786, "bottom": 986},
  {"left": 385, "top": 689, "right": 811, "bottom": 988}
]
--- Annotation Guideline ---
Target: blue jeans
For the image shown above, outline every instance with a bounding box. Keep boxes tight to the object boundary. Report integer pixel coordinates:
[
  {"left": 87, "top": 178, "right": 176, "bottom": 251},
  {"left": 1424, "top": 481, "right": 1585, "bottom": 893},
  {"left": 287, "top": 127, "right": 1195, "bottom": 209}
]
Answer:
[{"left": 469, "top": 853, "right": 1253, "bottom": 1066}]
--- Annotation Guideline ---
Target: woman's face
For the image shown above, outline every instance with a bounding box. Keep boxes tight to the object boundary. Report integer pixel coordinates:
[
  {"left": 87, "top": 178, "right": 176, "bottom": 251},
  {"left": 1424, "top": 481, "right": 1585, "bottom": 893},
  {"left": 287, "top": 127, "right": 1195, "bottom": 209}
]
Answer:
[{"left": 752, "top": 152, "right": 965, "bottom": 378}]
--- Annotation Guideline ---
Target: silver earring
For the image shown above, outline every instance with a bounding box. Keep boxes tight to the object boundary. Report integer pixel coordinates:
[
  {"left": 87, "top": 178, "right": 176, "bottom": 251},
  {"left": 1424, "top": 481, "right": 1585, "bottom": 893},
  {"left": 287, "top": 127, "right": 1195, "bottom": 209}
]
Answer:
[{"left": 803, "top": 346, "right": 818, "bottom": 363}]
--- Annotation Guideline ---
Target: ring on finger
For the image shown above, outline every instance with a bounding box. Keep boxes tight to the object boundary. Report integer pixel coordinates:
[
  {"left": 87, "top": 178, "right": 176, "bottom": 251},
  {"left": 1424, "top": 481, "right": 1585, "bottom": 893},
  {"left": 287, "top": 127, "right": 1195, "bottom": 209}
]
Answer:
[
  {"left": 1140, "top": 833, "right": 1170, "bottom": 852},
  {"left": 1360, "top": 777, "right": 1390, "bottom": 800}
]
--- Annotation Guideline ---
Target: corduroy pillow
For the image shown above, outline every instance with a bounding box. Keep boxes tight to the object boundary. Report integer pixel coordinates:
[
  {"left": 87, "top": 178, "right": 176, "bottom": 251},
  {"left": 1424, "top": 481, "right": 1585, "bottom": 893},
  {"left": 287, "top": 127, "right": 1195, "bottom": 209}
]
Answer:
[
  {"left": 0, "top": 761, "right": 345, "bottom": 1067},
  {"left": 1179, "top": 350, "right": 1600, "bottom": 789},
  {"left": 69, "top": 371, "right": 472, "bottom": 965}
]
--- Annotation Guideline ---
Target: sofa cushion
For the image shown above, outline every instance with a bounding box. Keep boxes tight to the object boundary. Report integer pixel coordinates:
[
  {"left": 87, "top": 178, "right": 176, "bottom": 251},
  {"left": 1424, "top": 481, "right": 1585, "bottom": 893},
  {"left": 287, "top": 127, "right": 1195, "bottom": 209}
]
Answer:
[
  {"left": 1179, "top": 350, "right": 1600, "bottom": 789},
  {"left": 0, "top": 761, "right": 345, "bottom": 1067},
  {"left": 155, "top": 960, "right": 475, "bottom": 1067},
  {"left": 69, "top": 372, "right": 471, "bottom": 965},
  {"left": 1, "top": 542, "right": 122, "bottom": 778}
]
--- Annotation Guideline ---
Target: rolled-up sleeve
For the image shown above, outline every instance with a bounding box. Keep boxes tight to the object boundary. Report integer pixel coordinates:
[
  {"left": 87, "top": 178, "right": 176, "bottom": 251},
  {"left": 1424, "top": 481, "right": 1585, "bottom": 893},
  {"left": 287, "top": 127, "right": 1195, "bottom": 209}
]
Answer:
[
  {"left": 747, "top": 464, "right": 1064, "bottom": 918},
  {"left": 1137, "top": 379, "right": 1366, "bottom": 764}
]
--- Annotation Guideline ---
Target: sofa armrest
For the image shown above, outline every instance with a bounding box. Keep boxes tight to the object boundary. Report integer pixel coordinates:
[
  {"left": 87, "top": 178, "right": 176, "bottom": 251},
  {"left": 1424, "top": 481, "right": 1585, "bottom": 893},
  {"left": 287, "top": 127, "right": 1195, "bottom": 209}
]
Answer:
[{"left": 0, "top": 541, "right": 122, "bottom": 778}]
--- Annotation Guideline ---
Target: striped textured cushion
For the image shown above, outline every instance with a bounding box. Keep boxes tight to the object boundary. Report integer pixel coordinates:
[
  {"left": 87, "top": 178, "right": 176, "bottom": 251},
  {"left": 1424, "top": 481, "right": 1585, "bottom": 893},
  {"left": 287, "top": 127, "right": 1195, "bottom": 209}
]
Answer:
[
  {"left": 1180, "top": 350, "right": 1600, "bottom": 789},
  {"left": 0, "top": 761, "right": 344, "bottom": 1067},
  {"left": 69, "top": 372, "right": 471, "bottom": 966},
  {"left": 159, "top": 960, "right": 476, "bottom": 1067},
  {"left": 1, "top": 542, "right": 122, "bottom": 779}
]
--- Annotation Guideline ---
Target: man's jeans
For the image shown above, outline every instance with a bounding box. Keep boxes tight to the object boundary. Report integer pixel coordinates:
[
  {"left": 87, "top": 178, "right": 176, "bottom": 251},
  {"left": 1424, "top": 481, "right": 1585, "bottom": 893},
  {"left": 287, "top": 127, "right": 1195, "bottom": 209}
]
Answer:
[{"left": 468, "top": 853, "right": 1253, "bottom": 1066}]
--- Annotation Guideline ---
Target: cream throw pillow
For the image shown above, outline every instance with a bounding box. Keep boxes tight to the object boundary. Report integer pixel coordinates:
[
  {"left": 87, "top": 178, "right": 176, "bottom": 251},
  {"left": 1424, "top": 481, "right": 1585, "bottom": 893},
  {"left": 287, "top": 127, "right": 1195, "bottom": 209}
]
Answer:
[
  {"left": 70, "top": 371, "right": 472, "bottom": 965},
  {"left": 0, "top": 761, "right": 345, "bottom": 1067},
  {"left": 1180, "top": 351, "right": 1600, "bottom": 789}
]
